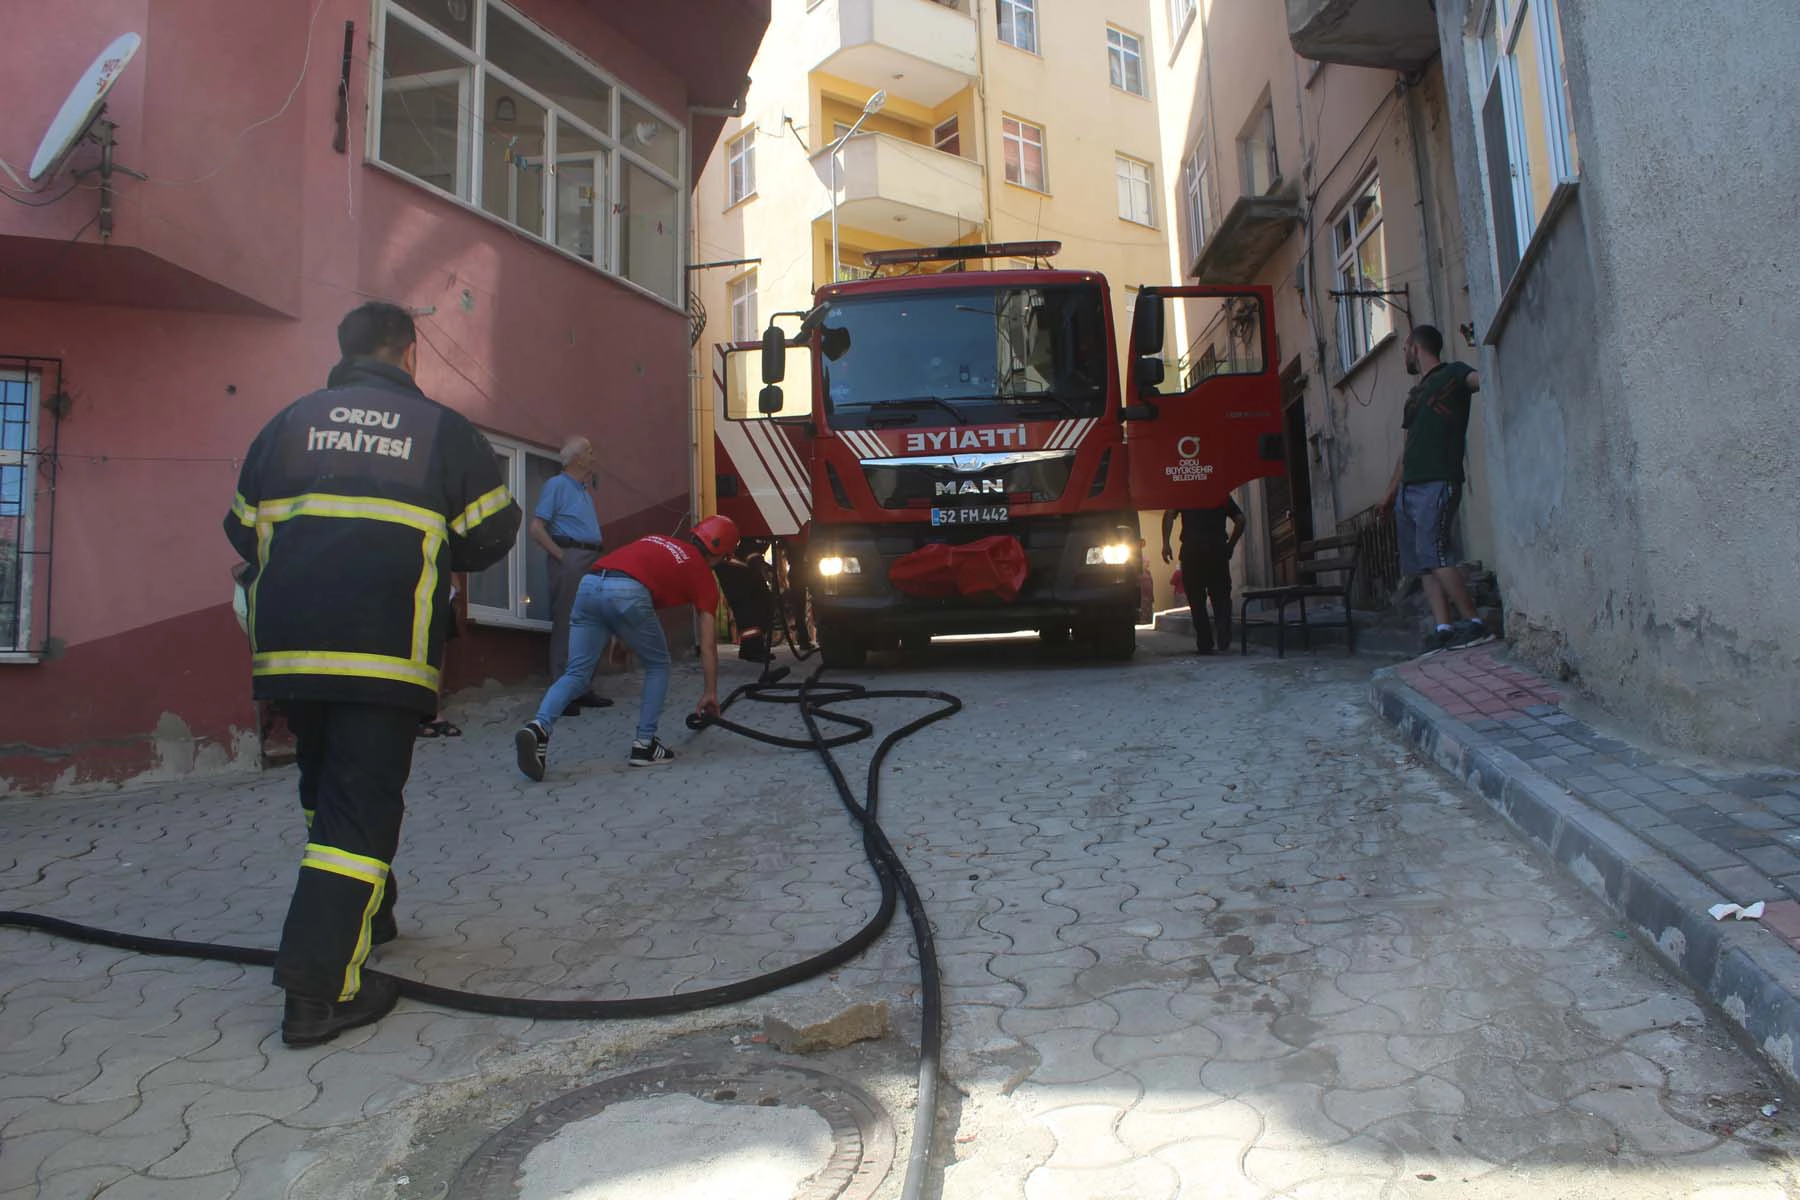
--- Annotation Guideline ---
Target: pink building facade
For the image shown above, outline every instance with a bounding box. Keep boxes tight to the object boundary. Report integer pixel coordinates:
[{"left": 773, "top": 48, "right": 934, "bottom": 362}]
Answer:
[{"left": 0, "top": 0, "right": 768, "bottom": 792}]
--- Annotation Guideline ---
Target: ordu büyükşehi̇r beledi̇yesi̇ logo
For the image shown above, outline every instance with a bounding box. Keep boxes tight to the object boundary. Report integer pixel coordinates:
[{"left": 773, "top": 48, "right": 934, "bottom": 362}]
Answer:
[{"left": 1164, "top": 435, "right": 1215, "bottom": 482}]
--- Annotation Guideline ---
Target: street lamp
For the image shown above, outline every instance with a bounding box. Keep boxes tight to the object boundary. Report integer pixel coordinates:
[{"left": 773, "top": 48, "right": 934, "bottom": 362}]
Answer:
[{"left": 829, "top": 89, "right": 887, "bottom": 282}]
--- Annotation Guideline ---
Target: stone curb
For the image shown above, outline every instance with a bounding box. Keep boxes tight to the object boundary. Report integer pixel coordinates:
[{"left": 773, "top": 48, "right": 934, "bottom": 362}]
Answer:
[{"left": 1371, "top": 666, "right": 1800, "bottom": 1085}]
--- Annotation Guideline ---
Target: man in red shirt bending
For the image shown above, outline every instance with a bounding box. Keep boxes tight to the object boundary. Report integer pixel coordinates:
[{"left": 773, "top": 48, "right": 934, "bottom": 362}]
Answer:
[{"left": 515, "top": 516, "right": 739, "bottom": 778}]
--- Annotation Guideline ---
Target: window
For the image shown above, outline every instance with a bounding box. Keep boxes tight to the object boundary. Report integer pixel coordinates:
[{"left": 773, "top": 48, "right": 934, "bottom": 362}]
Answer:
[
  {"left": 933, "top": 115, "right": 961, "bottom": 157},
  {"left": 998, "top": 0, "right": 1037, "bottom": 53},
  {"left": 729, "top": 271, "right": 759, "bottom": 344},
  {"left": 1181, "top": 143, "right": 1215, "bottom": 260},
  {"left": 1476, "top": 0, "right": 1579, "bottom": 283},
  {"left": 1107, "top": 28, "right": 1146, "bottom": 96},
  {"left": 373, "top": 0, "right": 685, "bottom": 303},
  {"left": 1001, "top": 116, "right": 1047, "bottom": 191},
  {"left": 465, "top": 435, "right": 562, "bottom": 628},
  {"left": 1331, "top": 176, "right": 1392, "bottom": 370},
  {"left": 1239, "top": 101, "right": 1280, "bottom": 196},
  {"left": 1115, "top": 155, "right": 1154, "bottom": 226},
  {"left": 0, "top": 365, "right": 45, "bottom": 655},
  {"left": 727, "top": 127, "right": 755, "bottom": 206},
  {"left": 1168, "top": 0, "right": 1196, "bottom": 40}
]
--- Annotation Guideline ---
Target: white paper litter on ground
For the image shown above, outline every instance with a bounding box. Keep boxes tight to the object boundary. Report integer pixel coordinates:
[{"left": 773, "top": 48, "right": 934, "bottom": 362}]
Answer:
[{"left": 1709, "top": 901, "right": 1766, "bottom": 921}]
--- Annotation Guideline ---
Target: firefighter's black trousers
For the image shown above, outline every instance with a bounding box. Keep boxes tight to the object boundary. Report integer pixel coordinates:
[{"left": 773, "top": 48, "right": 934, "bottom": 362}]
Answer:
[{"left": 274, "top": 700, "right": 417, "bottom": 1002}]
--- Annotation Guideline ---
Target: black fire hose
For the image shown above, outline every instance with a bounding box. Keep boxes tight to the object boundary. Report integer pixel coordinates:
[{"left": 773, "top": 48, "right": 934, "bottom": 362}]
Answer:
[{"left": 0, "top": 658, "right": 961, "bottom": 1198}]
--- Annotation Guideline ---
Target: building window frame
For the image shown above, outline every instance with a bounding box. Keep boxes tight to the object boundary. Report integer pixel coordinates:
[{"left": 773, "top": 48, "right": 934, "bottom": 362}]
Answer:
[
  {"left": 997, "top": 0, "right": 1039, "bottom": 54},
  {"left": 0, "top": 362, "right": 52, "bottom": 661},
  {"left": 729, "top": 270, "right": 759, "bottom": 344},
  {"left": 1330, "top": 174, "right": 1393, "bottom": 373},
  {"left": 1473, "top": 0, "right": 1580, "bottom": 286},
  {"left": 933, "top": 115, "right": 961, "bottom": 157},
  {"left": 1167, "top": 0, "right": 1197, "bottom": 50},
  {"left": 726, "top": 127, "right": 756, "bottom": 207},
  {"left": 1115, "top": 154, "right": 1155, "bottom": 227},
  {"left": 1238, "top": 99, "right": 1280, "bottom": 197},
  {"left": 370, "top": 0, "right": 686, "bottom": 305},
  {"left": 464, "top": 433, "right": 562, "bottom": 631},
  {"left": 1181, "top": 141, "right": 1214, "bottom": 262},
  {"left": 1106, "top": 27, "right": 1147, "bottom": 97},
  {"left": 1001, "top": 115, "right": 1047, "bottom": 192}
]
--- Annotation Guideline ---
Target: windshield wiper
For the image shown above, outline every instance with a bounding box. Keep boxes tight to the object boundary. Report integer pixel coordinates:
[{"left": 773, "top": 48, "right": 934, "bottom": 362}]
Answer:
[
  {"left": 1004, "top": 390, "right": 1080, "bottom": 418},
  {"left": 866, "top": 397, "right": 969, "bottom": 425}
]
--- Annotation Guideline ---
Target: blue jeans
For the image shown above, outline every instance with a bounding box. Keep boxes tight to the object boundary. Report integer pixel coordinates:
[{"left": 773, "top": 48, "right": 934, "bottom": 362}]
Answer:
[{"left": 534, "top": 573, "right": 671, "bottom": 743}]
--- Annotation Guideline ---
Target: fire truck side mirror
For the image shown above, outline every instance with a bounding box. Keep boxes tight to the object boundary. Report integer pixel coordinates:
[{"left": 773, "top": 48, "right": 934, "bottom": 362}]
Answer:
[
  {"left": 1136, "top": 356, "right": 1165, "bottom": 393},
  {"left": 1130, "top": 290, "right": 1164, "bottom": 356},
  {"left": 760, "top": 325, "right": 786, "bottom": 384},
  {"left": 758, "top": 384, "right": 784, "bottom": 415}
]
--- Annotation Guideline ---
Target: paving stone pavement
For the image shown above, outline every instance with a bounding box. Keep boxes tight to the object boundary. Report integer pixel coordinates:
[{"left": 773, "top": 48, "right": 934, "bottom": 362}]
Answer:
[
  {"left": 1375, "top": 646, "right": 1800, "bottom": 1088},
  {"left": 1, "top": 632, "right": 1797, "bottom": 1199}
]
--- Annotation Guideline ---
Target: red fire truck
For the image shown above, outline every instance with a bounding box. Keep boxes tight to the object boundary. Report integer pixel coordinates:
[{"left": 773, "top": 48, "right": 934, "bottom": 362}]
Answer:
[{"left": 711, "top": 242, "right": 1286, "bottom": 668}]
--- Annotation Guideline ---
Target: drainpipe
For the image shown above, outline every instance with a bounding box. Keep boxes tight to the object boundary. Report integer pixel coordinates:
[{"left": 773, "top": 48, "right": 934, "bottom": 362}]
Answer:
[
  {"left": 970, "top": 0, "right": 996, "bottom": 242},
  {"left": 1403, "top": 64, "right": 1447, "bottom": 331}
]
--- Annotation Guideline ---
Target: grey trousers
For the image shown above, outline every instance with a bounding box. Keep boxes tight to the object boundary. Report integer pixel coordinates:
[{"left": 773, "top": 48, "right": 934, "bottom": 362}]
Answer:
[{"left": 548, "top": 546, "right": 603, "bottom": 687}]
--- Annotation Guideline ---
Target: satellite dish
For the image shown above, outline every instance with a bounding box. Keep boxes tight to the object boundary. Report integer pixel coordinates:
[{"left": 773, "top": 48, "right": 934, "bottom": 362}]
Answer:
[{"left": 28, "top": 33, "right": 143, "bottom": 183}]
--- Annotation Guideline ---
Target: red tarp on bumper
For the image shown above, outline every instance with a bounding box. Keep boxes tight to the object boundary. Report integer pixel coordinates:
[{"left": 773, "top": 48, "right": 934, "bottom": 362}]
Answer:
[{"left": 888, "top": 536, "right": 1029, "bottom": 602}]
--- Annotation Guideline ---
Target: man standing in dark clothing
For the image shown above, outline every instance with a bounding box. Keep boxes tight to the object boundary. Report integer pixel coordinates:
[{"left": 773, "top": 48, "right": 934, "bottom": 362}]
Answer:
[
  {"left": 1382, "top": 324, "right": 1490, "bottom": 654},
  {"left": 226, "top": 302, "right": 520, "bottom": 1047},
  {"left": 1162, "top": 498, "right": 1245, "bottom": 655}
]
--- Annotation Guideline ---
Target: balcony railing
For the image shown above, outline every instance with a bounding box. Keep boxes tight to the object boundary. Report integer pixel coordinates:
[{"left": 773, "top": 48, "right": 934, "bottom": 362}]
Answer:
[
  {"left": 1286, "top": 0, "right": 1440, "bottom": 71},
  {"left": 805, "top": 0, "right": 978, "bottom": 107}
]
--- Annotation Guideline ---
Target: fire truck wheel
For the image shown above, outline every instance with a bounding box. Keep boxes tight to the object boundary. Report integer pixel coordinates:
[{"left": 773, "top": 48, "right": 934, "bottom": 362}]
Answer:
[
  {"left": 819, "top": 625, "right": 868, "bottom": 670},
  {"left": 1092, "top": 618, "right": 1137, "bottom": 661}
]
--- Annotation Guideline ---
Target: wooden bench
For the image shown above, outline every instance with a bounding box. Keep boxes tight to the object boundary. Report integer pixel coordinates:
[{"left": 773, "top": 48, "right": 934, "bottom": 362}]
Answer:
[{"left": 1238, "top": 534, "right": 1359, "bottom": 658}]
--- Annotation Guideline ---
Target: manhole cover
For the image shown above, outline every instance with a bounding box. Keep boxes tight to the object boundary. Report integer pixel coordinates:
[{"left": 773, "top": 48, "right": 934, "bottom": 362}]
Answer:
[{"left": 448, "top": 1061, "right": 894, "bottom": 1200}]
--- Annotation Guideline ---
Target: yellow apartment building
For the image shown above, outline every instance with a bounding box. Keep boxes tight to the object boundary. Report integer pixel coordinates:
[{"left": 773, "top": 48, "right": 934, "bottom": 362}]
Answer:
[{"left": 690, "top": 0, "right": 1175, "bottom": 592}]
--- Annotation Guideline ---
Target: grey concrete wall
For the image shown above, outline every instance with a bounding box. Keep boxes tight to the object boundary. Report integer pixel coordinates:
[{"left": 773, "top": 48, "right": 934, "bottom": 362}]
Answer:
[{"left": 1436, "top": 0, "right": 1800, "bottom": 763}]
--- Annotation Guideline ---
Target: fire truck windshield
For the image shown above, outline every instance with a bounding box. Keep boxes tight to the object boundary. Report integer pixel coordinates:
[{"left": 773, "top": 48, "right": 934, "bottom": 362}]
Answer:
[{"left": 818, "top": 284, "right": 1107, "bottom": 429}]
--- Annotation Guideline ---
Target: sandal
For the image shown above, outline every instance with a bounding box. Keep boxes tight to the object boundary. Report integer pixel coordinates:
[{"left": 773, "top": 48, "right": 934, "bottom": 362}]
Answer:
[{"left": 417, "top": 720, "right": 462, "bottom": 738}]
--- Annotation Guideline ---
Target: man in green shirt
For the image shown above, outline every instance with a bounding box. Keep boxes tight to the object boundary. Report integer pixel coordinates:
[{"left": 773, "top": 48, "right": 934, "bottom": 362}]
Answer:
[{"left": 1382, "top": 325, "right": 1491, "bottom": 654}]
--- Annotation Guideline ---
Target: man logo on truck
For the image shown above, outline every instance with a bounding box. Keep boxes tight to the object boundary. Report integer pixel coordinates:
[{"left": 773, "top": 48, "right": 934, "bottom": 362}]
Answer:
[{"left": 935, "top": 479, "right": 1006, "bottom": 497}]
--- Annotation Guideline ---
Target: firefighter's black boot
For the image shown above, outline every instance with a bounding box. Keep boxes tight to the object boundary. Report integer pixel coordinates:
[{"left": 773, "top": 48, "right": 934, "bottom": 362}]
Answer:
[{"left": 281, "top": 974, "right": 400, "bottom": 1047}]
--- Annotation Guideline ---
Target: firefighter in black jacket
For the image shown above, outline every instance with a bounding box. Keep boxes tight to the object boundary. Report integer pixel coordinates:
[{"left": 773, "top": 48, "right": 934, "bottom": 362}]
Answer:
[{"left": 226, "top": 302, "right": 520, "bottom": 1047}]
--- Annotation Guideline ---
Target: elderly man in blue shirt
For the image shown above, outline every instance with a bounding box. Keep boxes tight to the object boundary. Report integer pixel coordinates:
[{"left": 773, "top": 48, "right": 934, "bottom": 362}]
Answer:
[{"left": 529, "top": 435, "right": 612, "bottom": 712}]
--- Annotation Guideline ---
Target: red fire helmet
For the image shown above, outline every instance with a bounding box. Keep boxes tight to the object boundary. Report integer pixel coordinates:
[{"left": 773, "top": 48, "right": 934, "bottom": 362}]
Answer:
[{"left": 690, "top": 514, "right": 740, "bottom": 559}]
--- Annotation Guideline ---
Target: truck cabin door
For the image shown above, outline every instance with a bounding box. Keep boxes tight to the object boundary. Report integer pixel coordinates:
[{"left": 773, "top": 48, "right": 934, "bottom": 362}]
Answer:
[
  {"left": 712, "top": 339, "right": 812, "bottom": 538},
  {"left": 1121, "top": 285, "right": 1286, "bottom": 512}
]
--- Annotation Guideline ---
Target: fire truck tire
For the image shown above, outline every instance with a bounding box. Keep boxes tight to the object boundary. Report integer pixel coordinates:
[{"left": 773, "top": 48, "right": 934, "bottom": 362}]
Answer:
[
  {"left": 819, "top": 625, "right": 869, "bottom": 669},
  {"left": 1092, "top": 617, "right": 1137, "bottom": 661}
]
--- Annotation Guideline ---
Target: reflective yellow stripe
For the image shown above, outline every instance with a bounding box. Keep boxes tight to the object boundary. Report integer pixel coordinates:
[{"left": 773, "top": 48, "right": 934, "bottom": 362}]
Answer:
[
  {"left": 231, "top": 492, "right": 256, "bottom": 526},
  {"left": 450, "top": 485, "right": 512, "bottom": 535},
  {"left": 340, "top": 882, "right": 384, "bottom": 1002},
  {"left": 300, "top": 843, "right": 390, "bottom": 887},
  {"left": 254, "top": 651, "right": 440, "bottom": 690},
  {"left": 413, "top": 529, "right": 443, "bottom": 665},
  {"left": 256, "top": 492, "right": 448, "bottom": 536}
]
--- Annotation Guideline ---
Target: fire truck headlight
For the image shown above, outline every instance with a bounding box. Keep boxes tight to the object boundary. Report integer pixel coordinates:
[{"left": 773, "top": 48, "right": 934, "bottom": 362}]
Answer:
[
  {"left": 818, "top": 555, "right": 861, "bottom": 577},
  {"left": 1086, "top": 543, "right": 1133, "bottom": 566}
]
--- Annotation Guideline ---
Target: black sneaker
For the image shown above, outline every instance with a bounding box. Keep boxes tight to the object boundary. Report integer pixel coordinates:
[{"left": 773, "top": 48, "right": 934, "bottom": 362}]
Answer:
[
  {"left": 1420, "top": 626, "right": 1456, "bottom": 656},
  {"left": 738, "top": 633, "right": 771, "bottom": 663},
  {"left": 515, "top": 721, "right": 548, "bottom": 781},
  {"left": 628, "top": 738, "right": 674, "bottom": 766},
  {"left": 1450, "top": 618, "right": 1495, "bottom": 648},
  {"left": 281, "top": 974, "right": 400, "bottom": 1047},
  {"left": 576, "top": 693, "right": 614, "bottom": 708}
]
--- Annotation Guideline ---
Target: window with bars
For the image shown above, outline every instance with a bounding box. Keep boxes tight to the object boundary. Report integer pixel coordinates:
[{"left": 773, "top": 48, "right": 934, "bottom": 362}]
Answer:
[
  {"left": 1002, "top": 116, "right": 1047, "bottom": 191},
  {"left": 727, "top": 127, "right": 755, "bottom": 206},
  {"left": 465, "top": 434, "right": 562, "bottom": 629},
  {"left": 1332, "top": 176, "right": 1393, "bottom": 370},
  {"left": 997, "top": 0, "right": 1038, "bottom": 53},
  {"left": 0, "top": 360, "right": 58, "bottom": 658},
  {"left": 1115, "top": 155, "right": 1155, "bottom": 227},
  {"left": 1475, "top": 0, "right": 1579, "bottom": 284},
  {"left": 1107, "top": 27, "right": 1146, "bottom": 96},
  {"left": 373, "top": 0, "right": 685, "bottom": 303}
]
